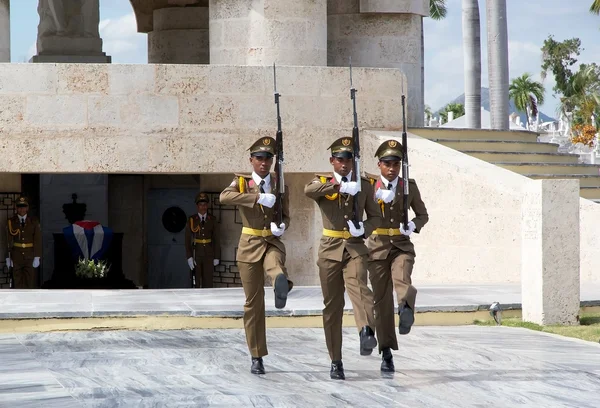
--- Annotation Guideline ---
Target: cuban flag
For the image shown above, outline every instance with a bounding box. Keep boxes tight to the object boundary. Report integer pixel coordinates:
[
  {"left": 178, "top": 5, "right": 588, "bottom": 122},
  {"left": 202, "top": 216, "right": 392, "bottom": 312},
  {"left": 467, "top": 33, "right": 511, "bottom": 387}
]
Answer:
[{"left": 63, "top": 221, "right": 113, "bottom": 262}]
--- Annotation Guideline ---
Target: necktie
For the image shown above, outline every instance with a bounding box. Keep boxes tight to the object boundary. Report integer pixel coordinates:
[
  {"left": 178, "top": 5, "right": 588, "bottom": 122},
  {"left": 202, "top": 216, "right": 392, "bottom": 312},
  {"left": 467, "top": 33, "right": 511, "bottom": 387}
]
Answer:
[
  {"left": 341, "top": 176, "right": 348, "bottom": 183},
  {"left": 388, "top": 183, "right": 393, "bottom": 190},
  {"left": 20, "top": 218, "right": 25, "bottom": 229},
  {"left": 259, "top": 180, "right": 265, "bottom": 193},
  {"left": 201, "top": 216, "right": 205, "bottom": 225}
]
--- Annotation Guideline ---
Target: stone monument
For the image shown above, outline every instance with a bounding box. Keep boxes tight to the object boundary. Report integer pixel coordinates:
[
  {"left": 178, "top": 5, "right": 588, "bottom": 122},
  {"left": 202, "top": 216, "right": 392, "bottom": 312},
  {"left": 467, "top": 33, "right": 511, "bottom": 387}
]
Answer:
[{"left": 30, "top": 0, "right": 111, "bottom": 63}]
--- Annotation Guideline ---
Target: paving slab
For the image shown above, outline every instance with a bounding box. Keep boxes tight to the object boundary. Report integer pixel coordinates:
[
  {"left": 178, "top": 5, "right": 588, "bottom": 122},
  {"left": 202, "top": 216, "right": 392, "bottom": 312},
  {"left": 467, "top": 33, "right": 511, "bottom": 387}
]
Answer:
[{"left": 1, "top": 326, "right": 599, "bottom": 407}]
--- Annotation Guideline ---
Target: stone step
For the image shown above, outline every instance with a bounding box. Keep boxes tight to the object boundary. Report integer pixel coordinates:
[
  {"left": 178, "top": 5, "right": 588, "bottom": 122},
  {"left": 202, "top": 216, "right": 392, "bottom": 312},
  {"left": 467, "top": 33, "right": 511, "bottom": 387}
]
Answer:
[
  {"left": 436, "top": 139, "right": 560, "bottom": 153},
  {"left": 464, "top": 151, "right": 580, "bottom": 164},
  {"left": 581, "top": 187, "right": 600, "bottom": 200},
  {"left": 495, "top": 162, "right": 600, "bottom": 175},
  {"left": 411, "top": 127, "right": 539, "bottom": 142},
  {"left": 526, "top": 174, "right": 600, "bottom": 187}
]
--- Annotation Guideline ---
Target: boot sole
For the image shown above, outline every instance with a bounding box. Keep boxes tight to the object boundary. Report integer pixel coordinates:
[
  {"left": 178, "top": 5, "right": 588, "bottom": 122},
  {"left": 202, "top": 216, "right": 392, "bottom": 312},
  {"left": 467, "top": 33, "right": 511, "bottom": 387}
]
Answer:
[
  {"left": 274, "top": 274, "right": 289, "bottom": 309},
  {"left": 399, "top": 308, "right": 414, "bottom": 335}
]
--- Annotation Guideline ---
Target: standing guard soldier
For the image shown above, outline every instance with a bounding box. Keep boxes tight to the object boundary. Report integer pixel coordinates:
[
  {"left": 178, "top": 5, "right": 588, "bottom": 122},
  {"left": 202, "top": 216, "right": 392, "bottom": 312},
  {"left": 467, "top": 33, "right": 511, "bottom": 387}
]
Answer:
[
  {"left": 366, "top": 139, "right": 429, "bottom": 372},
  {"left": 219, "top": 136, "right": 293, "bottom": 375},
  {"left": 185, "top": 192, "right": 221, "bottom": 288},
  {"left": 5, "top": 197, "right": 42, "bottom": 289},
  {"left": 304, "top": 137, "right": 382, "bottom": 380}
]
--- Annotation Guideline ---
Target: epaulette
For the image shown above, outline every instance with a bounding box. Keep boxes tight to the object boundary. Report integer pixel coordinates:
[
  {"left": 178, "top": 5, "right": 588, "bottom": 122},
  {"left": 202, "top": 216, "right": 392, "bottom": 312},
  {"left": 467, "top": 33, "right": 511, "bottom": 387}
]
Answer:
[
  {"left": 234, "top": 173, "right": 252, "bottom": 179},
  {"left": 314, "top": 173, "right": 333, "bottom": 179},
  {"left": 364, "top": 172, "right": 379, "bottom": 181}
]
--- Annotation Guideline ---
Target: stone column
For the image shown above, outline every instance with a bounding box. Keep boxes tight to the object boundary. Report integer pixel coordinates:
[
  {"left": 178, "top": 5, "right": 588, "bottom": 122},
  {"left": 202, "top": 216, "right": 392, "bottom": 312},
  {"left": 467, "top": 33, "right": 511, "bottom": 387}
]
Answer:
[
  {"left": 328, "top": 0, "right": 428, "bottom": 127},
  {"left": 521, "top": 179, "right": 580, "bottom": 326},
  {"left": 148, "top": 6, "right": 209, "bottom": 64},
  {"left": 31, "top": 0, "right": 111, "bottom": 63},
  {"left": 0, "top": 0, "right": 9, "bottom": 62},
  {"left": 209, "top": 0, "right": 327, "bottom": 66}
]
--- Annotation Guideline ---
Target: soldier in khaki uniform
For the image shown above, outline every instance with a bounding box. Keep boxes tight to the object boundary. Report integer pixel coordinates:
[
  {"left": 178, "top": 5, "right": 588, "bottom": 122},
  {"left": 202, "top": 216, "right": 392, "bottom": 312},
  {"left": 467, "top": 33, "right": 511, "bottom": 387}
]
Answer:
[
  {"left": 366, "top": 140, "right": 429, "bottom": 372},
  {"left": 304, "top": 137, "right": 382, "bottom": 380},
  {"left": 5, "top": 197, "right": 42, "bottom": 289},
  {"left": 219, "top": 136, "right": 293, "bottom": 375},
  {"left": 185, "top": 192, "right": 221, "bottom": 288}
]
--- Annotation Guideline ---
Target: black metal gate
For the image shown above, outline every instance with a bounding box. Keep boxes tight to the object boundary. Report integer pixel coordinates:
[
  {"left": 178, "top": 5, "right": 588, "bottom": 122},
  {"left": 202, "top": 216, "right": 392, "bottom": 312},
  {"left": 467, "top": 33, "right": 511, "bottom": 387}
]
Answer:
[{"left": 0, "top": 193, "right": 22, "bottom": 288}]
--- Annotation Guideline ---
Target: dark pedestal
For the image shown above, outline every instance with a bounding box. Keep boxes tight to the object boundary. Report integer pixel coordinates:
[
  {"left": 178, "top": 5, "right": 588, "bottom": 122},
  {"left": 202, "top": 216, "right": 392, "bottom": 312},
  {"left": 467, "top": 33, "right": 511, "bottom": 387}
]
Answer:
[{"left": 42, "top": 232, "right": 137, "bottom": 289}]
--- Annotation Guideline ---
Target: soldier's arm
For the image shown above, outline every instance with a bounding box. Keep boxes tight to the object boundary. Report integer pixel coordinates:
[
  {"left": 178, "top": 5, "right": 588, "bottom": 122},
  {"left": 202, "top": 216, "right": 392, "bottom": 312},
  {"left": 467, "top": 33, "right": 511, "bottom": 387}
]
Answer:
[
  {"left": 362, "top": 180, "right": 382, "bottom": 238},
  {"left": 184, "top": 218, "right": 193, "bottom": 259},
  {"left": 219, "top": 177, "right": 258, "bottom": 208},
  {"left": 213, "top": 218, "right": 222, "bottom": 259},
  {"left": 282, "top": 185, "right": 291, "bottom": 229},
  {"left": 410, "top": 180, "right": 429, "bottom": 233},
  {"left": 304, "top": 177, "right": 339, "bottom": 200},
  {"left": 34, "top": 219, "right": 42, "bottom": 258}
]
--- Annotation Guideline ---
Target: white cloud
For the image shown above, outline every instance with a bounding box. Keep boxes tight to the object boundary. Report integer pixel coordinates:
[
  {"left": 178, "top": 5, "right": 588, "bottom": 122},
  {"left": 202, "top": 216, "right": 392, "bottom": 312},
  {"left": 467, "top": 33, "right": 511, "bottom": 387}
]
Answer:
[{"left": 99, "top": 12, "right": 147, "bottom": 63}]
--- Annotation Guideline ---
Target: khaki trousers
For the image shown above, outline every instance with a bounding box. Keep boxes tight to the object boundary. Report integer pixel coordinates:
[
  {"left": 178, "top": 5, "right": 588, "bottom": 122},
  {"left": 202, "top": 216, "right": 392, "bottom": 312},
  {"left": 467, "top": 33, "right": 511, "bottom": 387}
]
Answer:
[
  {"left": 368, "top": 248, "right": 416, "bottom": 351},
  {"left": 317, "top": 250, "right": 376, "bottom": 362},
  {"left": 13, "top": 263, "right": 36, "bottom": 289},
  {"left": 238, "top": 245, "right": 287, "bottom": 358},
  {"left": 193, "top": 254, "right": 214, "bottom": 288}
]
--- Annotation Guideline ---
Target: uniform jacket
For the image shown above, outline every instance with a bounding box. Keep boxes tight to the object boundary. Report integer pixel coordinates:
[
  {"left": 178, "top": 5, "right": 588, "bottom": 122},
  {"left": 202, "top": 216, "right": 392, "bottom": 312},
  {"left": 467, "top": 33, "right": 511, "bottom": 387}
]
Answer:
[
  {"left": 304, "top": 173, "right": 382, "bottom": 262},
  {"left": 7, "top": 214, "right": 42, "bottom": 261},
  {"left": 184, "top": 212, "right": 221, "bottom": 259},
  {"left": 365, "top": 173, "right": 429, "bottom": 259},
  {"left": 219, "top": 173, "right": 290, "bottom": 263}
]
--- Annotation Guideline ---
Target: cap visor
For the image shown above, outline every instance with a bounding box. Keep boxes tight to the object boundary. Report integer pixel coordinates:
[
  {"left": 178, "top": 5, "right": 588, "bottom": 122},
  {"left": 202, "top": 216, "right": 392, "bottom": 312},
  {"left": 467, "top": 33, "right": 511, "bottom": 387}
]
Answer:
[
  {"left": 332, "top": 152, "right": 353, "bottom": 159},
  {"left": 379, "top": 155, "right": 402, "bottom": 162},
  {"left": 251, "top": 152, "right": 273, "bottom": 158}
]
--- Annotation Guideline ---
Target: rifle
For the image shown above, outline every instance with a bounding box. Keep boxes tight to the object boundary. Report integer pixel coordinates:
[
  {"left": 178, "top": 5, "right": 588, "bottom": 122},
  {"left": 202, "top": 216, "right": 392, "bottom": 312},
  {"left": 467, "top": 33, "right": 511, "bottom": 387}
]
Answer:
[
  {"left": 190, "top": 223, "right": 196, "bottom": 288},
  {"left": 349, "top": 58, "right": 362, "bottom": 228},
  {"left": 6, "top": 226, "right": 13, "bottom": 289},
  {"left": 401, "top": 94, "right": 409, "bottom": 230},
  {"left": 273, "top": 63, "right": 285, "bottom": 226}
]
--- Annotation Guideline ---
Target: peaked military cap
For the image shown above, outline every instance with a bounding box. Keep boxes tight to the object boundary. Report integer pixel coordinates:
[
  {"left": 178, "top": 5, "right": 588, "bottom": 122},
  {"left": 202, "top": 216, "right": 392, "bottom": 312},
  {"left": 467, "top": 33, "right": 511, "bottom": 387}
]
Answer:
[
  {"left": 195, "top": 192, "right": 209, "bottom": 204},
  {"left": 248, "top": 137, "right": 276, "bottom": 158},
  {"left": 375, "top": 139, "right": 403, "bottom": 161},
  {"left": 16, "top": 196, "right": 29, "bottom": 207},
  {"left": 328, "top": 137, "right": 354, "bottom": 159}
]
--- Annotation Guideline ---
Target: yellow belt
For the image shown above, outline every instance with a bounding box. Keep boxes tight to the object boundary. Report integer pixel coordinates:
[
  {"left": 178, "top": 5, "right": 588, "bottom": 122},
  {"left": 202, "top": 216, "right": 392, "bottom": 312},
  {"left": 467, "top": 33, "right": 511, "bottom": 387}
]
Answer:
[
  {"left": 194, "top": 239, "right": 212, "bottom": 244},
  {"left": 372, "top": 228, "right": 402, "bottom": 236},
  {"left": 13, "top": 243, "right": 33, "bottom": 248},
  {"left": 242, "top": 227, "right": 273, "bottom": 237},
  {"left": 322, "top": 228, "right": 352, "bottom": 239}
]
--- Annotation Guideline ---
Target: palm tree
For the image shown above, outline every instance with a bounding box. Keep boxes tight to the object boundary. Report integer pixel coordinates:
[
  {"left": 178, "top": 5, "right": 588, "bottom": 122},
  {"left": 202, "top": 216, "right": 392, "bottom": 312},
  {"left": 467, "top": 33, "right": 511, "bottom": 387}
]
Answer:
[
  {"left": 591, "top": 0, "right": 600, "bottom": 14},
  {"left": 420, "top": 1, "right": 448, "bottom": 127},
  {"left": 462, "top": 0, "right": 481, "bottom": 128},
  {"left": 508, "top": 73, "right": 545, "bottom": 126},
  {"left": 486, "top": 0, "right": 510, "bottom": 130},
  {"left": 439, "top": 103, "right": 466, "bottom": 123}
]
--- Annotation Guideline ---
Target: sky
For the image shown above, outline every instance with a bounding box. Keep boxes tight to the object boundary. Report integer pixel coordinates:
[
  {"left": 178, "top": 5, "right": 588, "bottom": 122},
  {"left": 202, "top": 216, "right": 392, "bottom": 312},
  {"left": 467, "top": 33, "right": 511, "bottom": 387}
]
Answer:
[{"left": 8, "top": 0, "right": 600, "bottom": 120}]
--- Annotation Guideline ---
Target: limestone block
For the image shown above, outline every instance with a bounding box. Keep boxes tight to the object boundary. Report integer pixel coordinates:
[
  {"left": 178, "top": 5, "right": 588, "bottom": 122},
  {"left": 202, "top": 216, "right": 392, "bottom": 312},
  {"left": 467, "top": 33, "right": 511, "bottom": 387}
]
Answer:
[
  {"left": 0, "top": 96, "right": 25, "bottom": 125},
  {"left": 0, "top": 0, "right": 9, "bottom": 62},
  {"left": 359, "top": 0, "right": 428, "bottom": 15},
  {"left": 25, "top": 95, "right": 87, "bottom": 126},
  {"left": 88, "top": 94, "right": 179, "bottom": 128},
  {"left": 327, "top": 0, "right": 360, "bottom": 15},
  {"left": 209, "top": 0, "right": 327, "bottom": 66},
  {"left": 57, "top": 64, "right": 108, "bottom": 94},
  {"left": 154, "top": 65, "right": 208, "bottom": 95},
  {"left": 521, "top": 179, "right": 580, "bottom": 325},
  {"left": 109, "top": 65, "right": 155, "bottom": 95},
  {"left": 153, "top": 6, "right": 208, "bottom": 30},
  {"left": 0, "top": 64, "right": 58, "bottom": 94}
]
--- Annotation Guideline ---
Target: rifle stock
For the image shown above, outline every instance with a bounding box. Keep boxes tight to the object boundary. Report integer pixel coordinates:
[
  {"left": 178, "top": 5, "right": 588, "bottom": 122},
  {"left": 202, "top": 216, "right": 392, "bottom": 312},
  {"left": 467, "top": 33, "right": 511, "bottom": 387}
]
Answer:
[
  {"left": 273, "top": 63, "right": 285, "bottom": 226},
  {"left": 349, "top": 59, "right": 362, "bottom": 228},
  {"left": 401, "top": 95, "right": 409, "bottom": 230}
]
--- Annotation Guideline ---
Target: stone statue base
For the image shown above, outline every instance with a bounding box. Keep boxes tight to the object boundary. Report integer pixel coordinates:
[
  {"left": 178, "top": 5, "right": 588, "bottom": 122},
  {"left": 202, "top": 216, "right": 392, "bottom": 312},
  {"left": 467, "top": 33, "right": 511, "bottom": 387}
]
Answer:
[{"left": 30, "top": 36, "right": 111, "bottom": 63}]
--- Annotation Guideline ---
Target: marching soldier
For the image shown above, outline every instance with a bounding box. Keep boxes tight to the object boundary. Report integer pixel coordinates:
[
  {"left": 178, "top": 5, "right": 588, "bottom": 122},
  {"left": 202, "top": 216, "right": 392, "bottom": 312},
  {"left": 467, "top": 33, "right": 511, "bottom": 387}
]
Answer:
[
  {"left": 366, "top": 139, "right": 429, "bottom": 372},
  {"left": 185, "top": 192, "right": 221, "bottom": 288},
  {"left": 5, "top": 197, "right": 42, "bottom": 289},
  {"left": 304, "top": 137, "right": 382, "bottom": 380},
  {"left": 219, "top": 136, "right": 293, "bottom": 375}
]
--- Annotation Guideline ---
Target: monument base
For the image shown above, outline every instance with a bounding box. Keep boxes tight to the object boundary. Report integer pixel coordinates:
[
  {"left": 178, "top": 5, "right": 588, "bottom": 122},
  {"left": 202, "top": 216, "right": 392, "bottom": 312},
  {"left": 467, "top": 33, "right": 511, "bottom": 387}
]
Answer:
[{"left": 30, "top": 54, "right": 111, "bottom": 63}]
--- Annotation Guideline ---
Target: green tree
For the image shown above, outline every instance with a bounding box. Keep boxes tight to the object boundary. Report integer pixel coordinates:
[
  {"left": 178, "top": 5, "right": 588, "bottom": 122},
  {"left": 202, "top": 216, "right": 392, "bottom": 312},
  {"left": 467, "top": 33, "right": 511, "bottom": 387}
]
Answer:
[
  {"left": 508, "top": 73, "right": 545, "bottom": 125},
  {"left": 591, "top": 0, "right": 600, "bottom": 14},
  {"left": 430, "top": 0, "right": 448, "bottom": 19},
  {"left": 560, "top": 63, "right": 600, "bottom": 127},
  {"left": 540, "top": 36, "right": 582, "bottom": 97},
  {"left": 439, "top": 103, "right": 465, "bottom": 123}
]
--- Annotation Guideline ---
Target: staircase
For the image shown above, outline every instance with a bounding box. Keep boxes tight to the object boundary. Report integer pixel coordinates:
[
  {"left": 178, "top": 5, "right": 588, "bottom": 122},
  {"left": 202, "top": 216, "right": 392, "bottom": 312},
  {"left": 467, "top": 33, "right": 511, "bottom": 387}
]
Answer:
[{"left": 410, "top": 127, "right": 600, "bottom": 202}]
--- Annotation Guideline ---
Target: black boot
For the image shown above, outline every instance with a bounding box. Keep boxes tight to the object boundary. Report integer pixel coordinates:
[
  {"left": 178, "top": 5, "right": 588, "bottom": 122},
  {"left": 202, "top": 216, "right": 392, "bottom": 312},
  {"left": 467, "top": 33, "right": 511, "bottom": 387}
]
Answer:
[
  {"left": 274, "top": 273, "right": 289, "bottom": 309},
  {"left": 398, "top": 304, "right": 414, "bottom": 335},
  {"left": 359, "top": 326, "right": 377, "bottom": 356},
  {"left": 251, "top": 357, "right": 265, "bottom": 375},
  {"left": 330, "top": 360, "right": 345, "bottom": 380},
  {"left": 380, "top": 348, "right": 395, "bottom": 372}
]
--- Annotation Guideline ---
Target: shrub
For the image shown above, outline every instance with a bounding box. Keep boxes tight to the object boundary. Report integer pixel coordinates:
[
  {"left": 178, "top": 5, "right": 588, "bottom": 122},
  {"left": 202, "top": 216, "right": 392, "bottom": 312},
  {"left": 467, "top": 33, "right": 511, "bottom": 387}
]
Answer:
[
  {"left": 571, "top": 123, "right": 598, "bottom": 147},
  {"left": 74, "top": 258, "right": 110, "bottom": 280}
]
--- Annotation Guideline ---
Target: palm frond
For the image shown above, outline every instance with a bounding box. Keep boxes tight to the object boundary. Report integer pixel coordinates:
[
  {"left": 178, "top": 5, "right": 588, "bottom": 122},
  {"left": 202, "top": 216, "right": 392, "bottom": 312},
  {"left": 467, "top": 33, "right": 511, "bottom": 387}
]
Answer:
[
  {"left": 591, "top": 0, "right": 600, "bottom": 15},
  {"left": 430, "top": 0, "right": 448, "bottom": 20}
]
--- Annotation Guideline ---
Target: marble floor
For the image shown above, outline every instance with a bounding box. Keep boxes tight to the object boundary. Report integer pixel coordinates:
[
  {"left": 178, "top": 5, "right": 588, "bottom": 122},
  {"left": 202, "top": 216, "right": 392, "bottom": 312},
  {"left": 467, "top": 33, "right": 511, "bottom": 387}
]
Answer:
[
  {"left": 1, "top": 326, "right": 599, "bottom": 407},
  {"left": 1, "top": 282, "right": 600, "bottom": 319}
]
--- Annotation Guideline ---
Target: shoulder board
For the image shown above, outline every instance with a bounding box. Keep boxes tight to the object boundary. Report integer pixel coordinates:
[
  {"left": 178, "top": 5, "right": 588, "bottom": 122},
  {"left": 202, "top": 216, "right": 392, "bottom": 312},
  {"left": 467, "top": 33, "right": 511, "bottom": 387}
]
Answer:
[
  {"left": 234, "top": 173, "right": 252, "bottom": 179},
  {"left": 360, "top": 175, "right": 371, "bottom": 182},
  {"left": 409, "top": 178, "right": 417, "bottom": 184},
  {"left": 315, "top": 173, "right": 333, "bottom": 179},
  {"left": 189, "top": 214, "right": 199, "bottom": 220},
  {"left": 364, "top": 172, "right": 379, "bottom": 181}
]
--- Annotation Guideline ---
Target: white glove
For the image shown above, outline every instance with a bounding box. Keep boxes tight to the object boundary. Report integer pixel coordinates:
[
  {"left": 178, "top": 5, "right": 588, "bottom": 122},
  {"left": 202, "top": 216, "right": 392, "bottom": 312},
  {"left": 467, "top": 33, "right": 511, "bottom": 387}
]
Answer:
[
  {"left": 257, "top": 193, "right": 276, "bottom": 208},
  {"left": 347, "top": 220, "right": 364, "bottom": 237},
  {"left": 32, "top": 257, "right": 40, "bottom": 268},
  {"left": 213, "top": 259, "right": 219, "bottom": 266},
  {"left": 5, "top": 258, "right": 11, "bottom": 267},
  {"left": 400, "top": 221, "right": 416, "bottom": 236},
  {"left": 187, "top": 257, "right": 196, "bottom": 270},
  {"left": 339, "top": 181, "right": 360, "bottom": 196},
  {"left": 375, "top": 188, "right": 395, "bottom": 203},
  {"left": 270, "top": 222, "right": 285, "bottom": 237}
]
